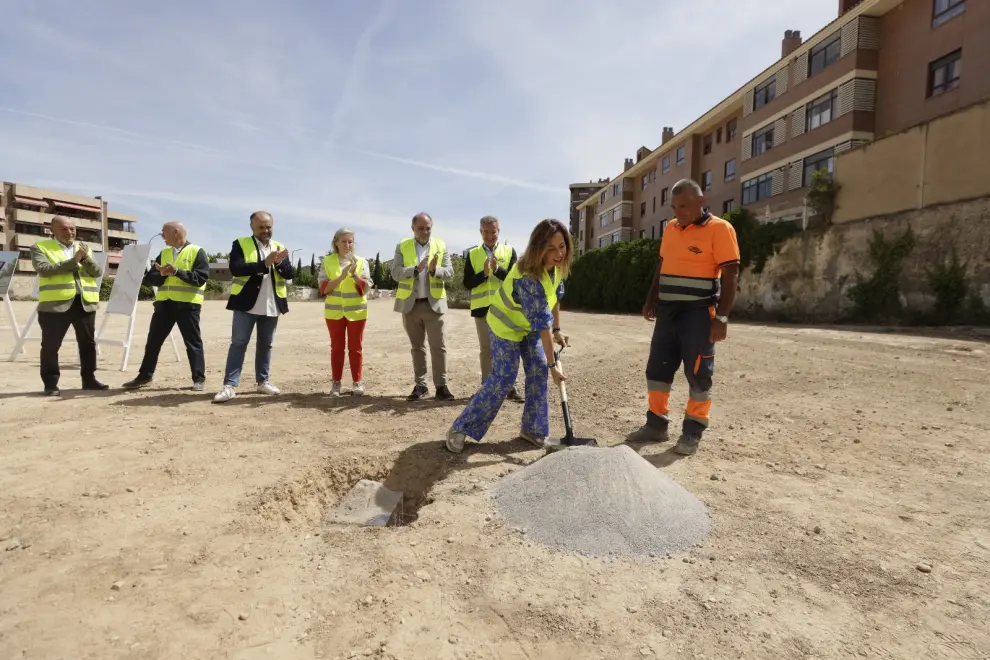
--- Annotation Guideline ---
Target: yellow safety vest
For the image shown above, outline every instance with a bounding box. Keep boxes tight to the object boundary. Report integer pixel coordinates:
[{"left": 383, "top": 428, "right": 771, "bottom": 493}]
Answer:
[
  {"left": 323, "top": 253, "right": 368, "bottom": 321},
  {"left": 395, "top": 238, "right": 446, "bottom": 301},
  {"left": 155, "top": 243, "right": 206, "bottom": 305},
  {"left": 468, "top": 243, "right": 513, "bottom": 311},
  {"left": 230, "top": 236, "right": 287, "bottom": 299},
  {"left": 35, "top": 239, "right": 99, "bottom": 307},
  {"left": 486, "top": 264, "right": 560, "bottom": 342}
]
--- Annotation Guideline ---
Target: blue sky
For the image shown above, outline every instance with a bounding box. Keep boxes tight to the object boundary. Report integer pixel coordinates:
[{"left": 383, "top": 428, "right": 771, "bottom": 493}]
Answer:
[{"left": 0, "top": 0, "right": 837, "bottom": 262}]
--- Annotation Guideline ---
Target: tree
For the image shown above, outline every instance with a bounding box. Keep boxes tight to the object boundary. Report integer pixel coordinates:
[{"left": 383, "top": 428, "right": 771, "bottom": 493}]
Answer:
[
  {"left": 310, "top": 254, "right": 316, "bottom": 276},
  {"left": 295, "top": 258, "right": 303, "bottom": 278},
  {"left": 372, "top": 252, "right": 384, "bottom": 288},
  {"left": 206, "top": 252, "right": 229, "bottom": 263}
]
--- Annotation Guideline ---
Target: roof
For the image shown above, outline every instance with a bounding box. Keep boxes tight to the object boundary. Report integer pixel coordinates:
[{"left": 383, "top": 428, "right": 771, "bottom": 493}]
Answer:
[{"left": 576, "top": 0, "right": 900, "bottom": 211}]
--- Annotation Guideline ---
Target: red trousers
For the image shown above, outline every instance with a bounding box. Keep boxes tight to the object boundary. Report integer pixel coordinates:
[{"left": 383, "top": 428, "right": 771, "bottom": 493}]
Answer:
[{"left": 326, "top": 318, "right": 366, "bottom": 382}]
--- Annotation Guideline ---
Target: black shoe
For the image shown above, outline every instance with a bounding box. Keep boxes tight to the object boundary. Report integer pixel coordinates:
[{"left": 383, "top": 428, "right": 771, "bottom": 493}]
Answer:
[
  {"left": 435, "top": 386, "right": 455, "bottom": 401},
  {"left": 673, "top": 433, "right": 701, "bottom": 455},
  {"left": 406, "top": 384, "right": 429, "bottom": 401},
  {"left": 507, "top": 387, "right": 524, "bottom": 403},
  {"left": 122, "top": 376, "right": 153, "bottom": 389},
  {"left": 82, "top": 380, "right": 110, "bottom": 391},
  {"left": 43, "top": 387, "right": 60, "bottom": 397}
]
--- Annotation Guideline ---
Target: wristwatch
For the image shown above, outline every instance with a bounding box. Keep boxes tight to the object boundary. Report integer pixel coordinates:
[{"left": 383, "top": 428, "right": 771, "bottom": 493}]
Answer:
[
  {"left": 547, "top": 360, "right": 557, "bottom": 369},
  {"left": 715, "top": 315, "right": 729, "bottom": 324}
]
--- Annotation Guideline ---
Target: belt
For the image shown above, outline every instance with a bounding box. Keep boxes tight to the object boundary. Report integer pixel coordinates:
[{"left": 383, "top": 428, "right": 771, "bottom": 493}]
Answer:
[{"left": 415, "top": 297, "right": 428, "bottom": 302}]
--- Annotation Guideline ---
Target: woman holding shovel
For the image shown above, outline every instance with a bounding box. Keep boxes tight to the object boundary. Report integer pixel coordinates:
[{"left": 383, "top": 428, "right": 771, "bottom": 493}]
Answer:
[{"left": 445, "top": 219, "right": 571, "bottom": 454}]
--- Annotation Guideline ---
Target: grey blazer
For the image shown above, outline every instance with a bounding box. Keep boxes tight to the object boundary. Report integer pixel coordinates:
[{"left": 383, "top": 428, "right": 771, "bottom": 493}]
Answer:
[
  {"left": 31, "top": 243, "right": 103, "bottom": 313},
  {"left": 390, "top": 240, "right": 453, "bottom": 314}
]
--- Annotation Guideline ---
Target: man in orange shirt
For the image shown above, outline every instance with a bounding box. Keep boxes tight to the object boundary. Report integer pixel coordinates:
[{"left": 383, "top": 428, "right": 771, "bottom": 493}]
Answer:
[{"left": 627, "top": 179, "right": 741, "bottom": 455}]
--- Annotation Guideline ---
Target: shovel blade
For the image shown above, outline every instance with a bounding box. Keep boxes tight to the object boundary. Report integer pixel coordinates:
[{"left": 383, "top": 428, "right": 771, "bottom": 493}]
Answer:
[{"left": 545, "top": 436, "right": 599, "bottom": 453}]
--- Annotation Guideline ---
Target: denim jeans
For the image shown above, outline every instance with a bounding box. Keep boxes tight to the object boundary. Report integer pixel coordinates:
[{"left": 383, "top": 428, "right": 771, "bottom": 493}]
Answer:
[{"left": 223, "top": 310, "right": 279, "bottom": 387}]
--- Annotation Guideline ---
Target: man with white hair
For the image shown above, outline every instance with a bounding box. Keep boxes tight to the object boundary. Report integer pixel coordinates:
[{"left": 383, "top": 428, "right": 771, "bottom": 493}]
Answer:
[
  {"left": 122, "top": 221, "right": 210, "bottom": 391},
  {"left": 626, "top": 178, "right": 740, "bottom": 456}
]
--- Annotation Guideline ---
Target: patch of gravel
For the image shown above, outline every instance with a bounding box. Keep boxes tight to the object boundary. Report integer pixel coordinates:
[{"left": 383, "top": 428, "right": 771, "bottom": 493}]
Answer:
[{"left": 490, "top": 445, "right": 710, "bottom": 558}]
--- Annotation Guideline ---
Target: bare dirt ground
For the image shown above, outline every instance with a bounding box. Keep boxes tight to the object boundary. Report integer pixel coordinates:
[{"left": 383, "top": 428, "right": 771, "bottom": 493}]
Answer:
[{"left": 1, "top": 299, "right": 988, "bottom": 660}]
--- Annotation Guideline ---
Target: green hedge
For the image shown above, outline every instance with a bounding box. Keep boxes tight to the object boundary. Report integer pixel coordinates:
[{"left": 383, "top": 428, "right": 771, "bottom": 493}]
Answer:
[{"left": 562, "top": 239, "right": 661, "bottom": 313}]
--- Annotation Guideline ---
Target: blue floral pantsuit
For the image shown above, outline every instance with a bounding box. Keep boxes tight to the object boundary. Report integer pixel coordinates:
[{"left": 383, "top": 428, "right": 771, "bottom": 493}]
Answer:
[{"left": 450, "top": 273, "right": 564, "bottom": 442}]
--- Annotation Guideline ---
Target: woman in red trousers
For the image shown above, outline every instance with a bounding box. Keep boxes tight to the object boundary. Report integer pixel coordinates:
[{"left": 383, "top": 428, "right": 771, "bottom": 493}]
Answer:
[{"left": 319, "top": 228, "right": 373, "bottom": 396}]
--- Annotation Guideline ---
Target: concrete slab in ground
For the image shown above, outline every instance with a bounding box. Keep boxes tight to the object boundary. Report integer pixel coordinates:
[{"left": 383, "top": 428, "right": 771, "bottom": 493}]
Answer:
[{"left": 326, "top": 479, "right": 403, "bottom": 527}]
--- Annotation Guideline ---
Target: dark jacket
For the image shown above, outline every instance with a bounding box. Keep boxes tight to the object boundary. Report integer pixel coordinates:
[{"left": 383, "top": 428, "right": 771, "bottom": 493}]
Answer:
[
  {"left": 462, "top": 244, "right": 518, "bottom": 318},
  {"left": 142, "top": 242, "right": 210, "bottom": 310},
  {"left": 226, "top": 237, "right": 294, "bottom": 314}
]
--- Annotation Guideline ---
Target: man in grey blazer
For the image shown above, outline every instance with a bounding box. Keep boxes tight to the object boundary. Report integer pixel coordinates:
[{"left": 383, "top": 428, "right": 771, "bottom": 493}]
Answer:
[{"left": 390, "top": 212, "right": 455, "bottom": 401}]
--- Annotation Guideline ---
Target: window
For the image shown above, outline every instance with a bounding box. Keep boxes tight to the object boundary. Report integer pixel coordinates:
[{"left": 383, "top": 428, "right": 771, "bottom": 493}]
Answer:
[
  {"left": 809, "top": 34, "right": 841, "bottom": 77},
  {"left": 612, "top": 182, "right": 620, "bottom": 196},
  {"left": 651, "top": 225, "right": 656, "bottom": 239},
  {"left": 640, "top": 201, "right": 646, "bottom": 216},
  {"left": 612, "top": 231, "right": 620, "bottom": 244},
  {"left": 724, "top": 159, "right": 736, "bottom": 181},
  {"left": 703, "top": 134, "right": 713, "bottom": 155},
  {"left": 716, "top": 127, "right": 723, "bottom": 144},
  {"left": 652, "top": 196, "right": 656, "bottom": 213},
  {"left": 600, "top": 213, "right": 608, "bottom": 228},
  {"left": 599, "top": 236, "right": 608, "bottom": 248},
  {"left": 754, "top": 77, "right": 776, "bottom": 109},
  {"left": 928, "top": 49, "right": 961, "bottom": 97},
  {"left": 807, "top": 89, "right": 838, "bottom": 130},
  {"left": 702, "top": 170, "right": 712, "bottom": 191},
  {"left": 752, "top": 125, "right": 774, "bottom": 157},
  {"left": 676, "top": 146, "right": 685, "bottom": 165},
  {"left": 661, "top": 187, "right": 669, "bottom": 205},
  {"left": 612, "top": 207, "right": 621, "bottom": 222},
  {"left": 722, "top": 199, "right": 735, "bottom": 215},
  {"left": 741, "top": 173, "right": 773, "bottom": 204},
  {"left": 642, "top": 174, "right": 648, "bottom": 190},
  {"left": 726, "top": 119, "right": 737, "bottom": 142},
  {"left": 639, "top": 229, "right": 646, "bottom": 239},
  {"left": 662, "top": 155, "right": 670, "bottom": 173},
  {"left": 803, "top": 148, "right": 835, "bottom": 186},
  {"left": 933, "top": 0, "right": 964, "bottom": 27},
  {"left": 579, "top": 229, "right": 583, "bottom": 241},
  {"left": 599, "top": 191, "right": 606, "bottom": 204}
]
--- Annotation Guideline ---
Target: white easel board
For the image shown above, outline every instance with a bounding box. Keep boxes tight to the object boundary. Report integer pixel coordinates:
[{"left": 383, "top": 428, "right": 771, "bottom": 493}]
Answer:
[
  {"left": 0, "top": 252, "right": 23, "bottom": 354},
  {"left": 95, "top": 243, "right": 179, "bottom": 371}
]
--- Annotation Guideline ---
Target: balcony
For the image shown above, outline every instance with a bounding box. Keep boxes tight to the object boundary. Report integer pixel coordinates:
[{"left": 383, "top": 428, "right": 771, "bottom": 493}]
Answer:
[
  {"left": 108, "top": 228, "right": 139, "bottom": 240},
  {"left": 11, "top": 207, "right": 103, "bottom": 231}
]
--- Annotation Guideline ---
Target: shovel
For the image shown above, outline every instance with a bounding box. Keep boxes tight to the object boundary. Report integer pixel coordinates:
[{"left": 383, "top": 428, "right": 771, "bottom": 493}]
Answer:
[{"left": 545, "top": 347, "right": 599, "bottom": 453}]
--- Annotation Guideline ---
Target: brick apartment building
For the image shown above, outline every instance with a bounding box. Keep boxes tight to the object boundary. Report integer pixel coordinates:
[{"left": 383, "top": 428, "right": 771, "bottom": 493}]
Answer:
[
  {"left": 568, "top": 178, "right": 609, "bottom": 237},
  {"left": 0, "top": 181, "right": 140, "bottom": 274},
  {"left": 574, "top": 0, "right": 987, "bottom": 253}
]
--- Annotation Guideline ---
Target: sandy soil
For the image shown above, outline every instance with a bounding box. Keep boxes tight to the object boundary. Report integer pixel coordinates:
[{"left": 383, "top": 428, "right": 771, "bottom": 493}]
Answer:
[{"left": 1, "top": 299, "right": 988, "bottom": 660}]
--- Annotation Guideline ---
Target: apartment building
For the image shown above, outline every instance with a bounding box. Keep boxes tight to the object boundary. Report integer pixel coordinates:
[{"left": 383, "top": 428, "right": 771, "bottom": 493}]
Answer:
[
  {"left": 575, "top": 0, "right": 987, "bottom": 245},
  {"left": 568, "top": 178, "right": 609, "bottom": 239},
  {"left": 0, "top": 181, "right": 139, "bottom": 274}
]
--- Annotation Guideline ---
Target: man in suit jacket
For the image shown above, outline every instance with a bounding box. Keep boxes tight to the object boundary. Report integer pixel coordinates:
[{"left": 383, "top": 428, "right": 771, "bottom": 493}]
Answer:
[
  {"left": 122, "top": 221, "right": 210, "bottom": 391},
  {"left": 30, "top": 215, "right": 108, "bottom": 395},
  {"left": 213, "top": 211, "right": 293, "bottom": 403},
  {"left": 390, "top": 212, "right": 455, "bottom": 401}
]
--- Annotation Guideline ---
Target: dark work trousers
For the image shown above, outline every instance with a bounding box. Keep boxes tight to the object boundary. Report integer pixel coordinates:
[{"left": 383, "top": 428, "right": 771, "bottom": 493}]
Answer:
[
  {"left": 644, "top": 304, "right": 715, "bottom": 437},
  {"left": 137, "top": 301, "right": 206, "bottom": 383},
  {"left": 38, "top": 295, "right": 98, "bottom": 389}
]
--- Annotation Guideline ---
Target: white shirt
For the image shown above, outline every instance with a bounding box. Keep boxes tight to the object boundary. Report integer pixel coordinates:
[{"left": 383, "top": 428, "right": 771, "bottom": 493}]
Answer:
[
  {"left": 60, "top": 241, "right": 82, "bottom": 295},
  {"left": 248, "top": 240, "right": 279, "bottom": 317},
  {"left": 414, "top": 240, "right": 430, "bottom": 299}
]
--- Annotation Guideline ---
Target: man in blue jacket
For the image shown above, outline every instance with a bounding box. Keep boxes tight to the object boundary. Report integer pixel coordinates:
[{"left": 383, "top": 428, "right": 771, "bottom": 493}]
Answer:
[{"left": 213, "top": 211, "right": 293, "bottom": 403}]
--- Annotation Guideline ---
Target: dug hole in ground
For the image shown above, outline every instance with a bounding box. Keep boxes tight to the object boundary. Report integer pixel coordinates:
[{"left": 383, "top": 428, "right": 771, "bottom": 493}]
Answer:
[{"left": 1, "top": 299, "right": 988, "bottom": 660}]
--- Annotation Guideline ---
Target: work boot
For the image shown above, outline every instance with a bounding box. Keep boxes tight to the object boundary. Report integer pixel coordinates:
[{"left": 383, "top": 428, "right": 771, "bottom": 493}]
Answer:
[
  {"left": 673, "top": 433, "right": 702, "bottom": 456},
  {"left": 626, "top": 424, "right": 670, "bottom": 444},
  {"left": 407, "top": 384, "right": 428, "bottom": 401},
  {"left": 122, "top": 375, "right": 153, "bottom": 389},
  {"left": 435, "top": 386, "right": 455, "bottom": 401}
]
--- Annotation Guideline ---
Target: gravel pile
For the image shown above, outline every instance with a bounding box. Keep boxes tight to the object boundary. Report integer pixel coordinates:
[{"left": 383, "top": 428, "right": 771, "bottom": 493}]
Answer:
[{"left": 490, "top": 445, "right": 710, "bottom": 558}]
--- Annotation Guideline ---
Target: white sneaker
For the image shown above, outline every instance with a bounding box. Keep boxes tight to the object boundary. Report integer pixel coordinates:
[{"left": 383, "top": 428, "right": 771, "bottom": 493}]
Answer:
[
  {"left": 212, "top": 385, "right": 235, "bottom": 403},
  {"left": 330, "top": 381, "right": 342, "bottom": 397},
  {"left": 257, "top": 381, "right": 280, "bottom": 395},
  {"left": 191, "top": 381, "right": 205, "bottom": 392},
  {"left": 519, "top": 431, "right": 548, "bottom": 448},
  {"left": 352, "top": 381, "right": 365, "bottom": 396},
  {"left": 446, "top": 429, "right": 466, "bottom": 454}
]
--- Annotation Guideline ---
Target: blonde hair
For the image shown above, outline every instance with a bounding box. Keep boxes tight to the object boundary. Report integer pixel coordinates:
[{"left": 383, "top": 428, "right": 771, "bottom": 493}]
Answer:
[
  {"left": 332, "top": 228, "right": 355, "bottom": 254},
  {"left": 516, "top": 219, "right": 572, "bottom": 280}
]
